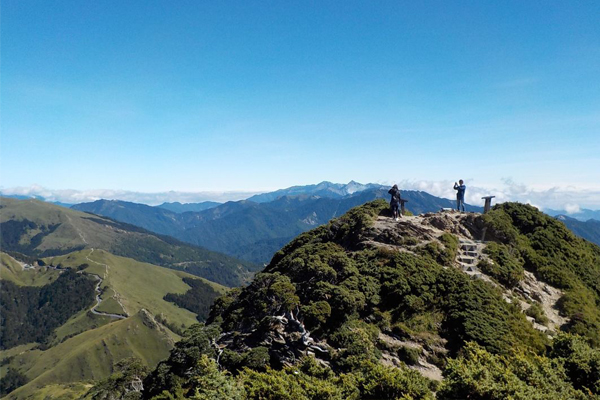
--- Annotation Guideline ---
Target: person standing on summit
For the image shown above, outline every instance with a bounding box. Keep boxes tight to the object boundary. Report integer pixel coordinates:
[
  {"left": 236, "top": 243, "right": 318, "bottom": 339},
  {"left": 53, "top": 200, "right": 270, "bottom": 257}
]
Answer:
[
  {"left": 454, "top": 180, "right": 466, "bottom": 212},
  {"left": 388, "top": 184, "right": 402, "bottom": 221}
]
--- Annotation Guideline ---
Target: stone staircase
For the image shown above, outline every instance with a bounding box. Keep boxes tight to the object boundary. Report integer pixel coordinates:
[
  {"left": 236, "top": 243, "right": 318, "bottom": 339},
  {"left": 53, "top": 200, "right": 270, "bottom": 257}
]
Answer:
[{"left": 457, "top": 238, "right": 484, "bottom": 279}]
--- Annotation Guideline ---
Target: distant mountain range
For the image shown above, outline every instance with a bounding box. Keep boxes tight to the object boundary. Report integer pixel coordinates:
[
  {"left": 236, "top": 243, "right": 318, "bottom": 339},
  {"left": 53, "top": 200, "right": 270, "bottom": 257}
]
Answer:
[
  {"left": 7, "top": 181, "right": 600, "bottom": 253},
  {"left": 0, "top": 197, "right": 257, "bottom": 286},
  {"left": 72, "top": 188, "right": 482, "bottom": 264},
  {"left": 555, "top": 215, "right": 600, "bottom": 246},
  {"left": 157, "top": 201, "right": 221, "bottom": 213},
  {"left": 544, "top": 208, "right": 600, "bottom": 222},
  {"left": 247, "top": 180, "right": 384, "bottom": 203}
]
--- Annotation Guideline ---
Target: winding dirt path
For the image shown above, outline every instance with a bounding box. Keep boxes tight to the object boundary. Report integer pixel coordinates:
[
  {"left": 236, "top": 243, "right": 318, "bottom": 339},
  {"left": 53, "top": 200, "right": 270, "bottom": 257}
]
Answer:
[{"left": 85, "top": 249, "right": 128, "bottom": 319}]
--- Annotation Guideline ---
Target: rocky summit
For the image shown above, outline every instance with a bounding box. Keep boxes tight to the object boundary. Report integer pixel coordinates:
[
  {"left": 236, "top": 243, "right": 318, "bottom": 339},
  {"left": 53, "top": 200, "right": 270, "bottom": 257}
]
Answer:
[{"left": 137, "top": 199, "right": 600, "bottom": 400}]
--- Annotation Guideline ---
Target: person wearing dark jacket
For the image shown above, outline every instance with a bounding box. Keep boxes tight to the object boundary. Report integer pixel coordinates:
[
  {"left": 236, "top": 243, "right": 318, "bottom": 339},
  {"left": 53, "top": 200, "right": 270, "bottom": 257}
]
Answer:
[
  {"left": 388, "top": 184, "right": 401, "bottom": 221},
  {"left": 453, "top": 180, "right": 466, "bottom": 211}
]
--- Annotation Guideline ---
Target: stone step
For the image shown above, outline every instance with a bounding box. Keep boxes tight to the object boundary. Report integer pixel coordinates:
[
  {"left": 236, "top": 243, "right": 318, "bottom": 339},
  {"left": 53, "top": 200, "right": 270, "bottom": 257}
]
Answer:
[
  {"left": 464, "top": 265, "right": 479, "bottom": 273},
  {"left": 461, "top": 244, "right": 478, "bottom": 252},
  {"left": 463, "top": 251, "right": 479, "bottom": 257},
  {"left": 458, "top": 256, "right": 476, "bottom": 265}
]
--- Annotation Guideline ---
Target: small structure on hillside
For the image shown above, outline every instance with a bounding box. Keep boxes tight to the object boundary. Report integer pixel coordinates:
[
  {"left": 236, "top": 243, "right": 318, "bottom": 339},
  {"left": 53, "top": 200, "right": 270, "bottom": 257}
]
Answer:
[
  {"left": 482, "top": 196, "right": 495, "bottom": 213},
  {"left": 399, "top": 199, "right": 409, "bottom": 215}
]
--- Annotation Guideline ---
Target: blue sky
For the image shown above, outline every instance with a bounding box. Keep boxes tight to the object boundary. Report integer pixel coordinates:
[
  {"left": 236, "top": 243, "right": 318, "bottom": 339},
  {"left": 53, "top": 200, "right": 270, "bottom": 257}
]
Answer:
[{"left": 2, "top": 1, "right": 599, "bottom": 207}]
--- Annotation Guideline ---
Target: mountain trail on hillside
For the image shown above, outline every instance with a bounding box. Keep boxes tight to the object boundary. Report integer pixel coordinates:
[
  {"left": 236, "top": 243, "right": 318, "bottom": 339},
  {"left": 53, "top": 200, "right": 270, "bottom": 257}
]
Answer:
[
  {"left": 85, "top": 248, "right": 128, "bottom": 319},
  {"left": 141, "top": 200, "right": 600, "bottom": 399},
  {"left": 208, "top": 208, "right": 571, "bottom": 384},
  {"left": 368, "top": 212, "right": 567, "bottom": 336},
  {"left": 262, "top": 209, "right": 569, "bottom": 380},
  {"left": 514, "top": 271, "right": 567, "bottom": 332},
  {"left": 67, "top": 214, "right": 88, "bottom": 244}
]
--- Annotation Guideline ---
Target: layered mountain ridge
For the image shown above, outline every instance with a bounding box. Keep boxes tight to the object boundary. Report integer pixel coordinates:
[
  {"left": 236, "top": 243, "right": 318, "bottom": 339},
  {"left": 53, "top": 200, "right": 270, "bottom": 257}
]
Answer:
[
  {"left": 72, "top": 189, "right": 483, "bottom": 264},
  {"left": 0, "top": 197, "right": 257, "bottom": 286}
]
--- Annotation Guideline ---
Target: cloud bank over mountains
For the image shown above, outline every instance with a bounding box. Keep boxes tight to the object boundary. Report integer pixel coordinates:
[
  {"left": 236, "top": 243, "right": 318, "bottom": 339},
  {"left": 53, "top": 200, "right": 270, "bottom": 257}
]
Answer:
[
  {"left": 392, "top": 178, "right": 600, "bottom": 212},
  {"left": 0, "top": 185, "right": 260, "bottom": 205},
  {"left": 2, "top": 180, "right": 599, "bottom": 211}
]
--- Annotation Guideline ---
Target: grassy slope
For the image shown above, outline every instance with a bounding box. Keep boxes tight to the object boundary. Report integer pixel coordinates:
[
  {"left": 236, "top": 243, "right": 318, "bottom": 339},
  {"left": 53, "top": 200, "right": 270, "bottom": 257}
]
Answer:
[
  {"left": 12, "top": 382, "right": 92, "bottom": 400},
  {"left": 0, "top": 253, "right": 61, "bottom": 286},
  {"left": 5, "top": 311, "right": 175, "bottom": 399},
  {"left": 1, "top": 197, "right": 256, "bottom": 287},
  {"left": 47, "top": 249, "right": 227, "bottom": 331},
  {"left": 1, "top": 248, "right": 229, "bottom": 398}
]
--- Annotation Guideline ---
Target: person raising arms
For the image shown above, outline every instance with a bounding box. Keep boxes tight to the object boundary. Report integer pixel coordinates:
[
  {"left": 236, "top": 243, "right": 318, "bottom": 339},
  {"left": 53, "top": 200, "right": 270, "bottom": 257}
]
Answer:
[{"left": 453, "top": 180, "right": 466, "bottom": 212}]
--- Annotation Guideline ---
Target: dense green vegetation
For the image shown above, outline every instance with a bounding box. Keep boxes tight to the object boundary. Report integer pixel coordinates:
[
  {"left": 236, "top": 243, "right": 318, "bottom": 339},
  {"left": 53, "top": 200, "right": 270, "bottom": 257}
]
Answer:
[
  {"left": 137, "top": 325, "right": 599, "bottom": 399},
  {"left": 164, "top": 277, "right": 222, "bottom": 322},
  {"left": 0, "top": 269, "right": 95, "bottom": 349},
  {"left": 478, "top": 241, "right": 524, "bottom": 287},
  {"left": 0, "top": 219, "right": 84, "bottom": 257},
  {"left": 482, "top": 202, "right": 600, "bottom": 345},
  {"left": 211, "top": 200, "right": 547, "bottom": 359},
  {"left": 7, "top": 200, "right": 600, "bottom": 399},
  {"left": 438, "top": 337, "right": 600, "bottom": 399},
  {"left": 83, "top": 358, "right": 149, "bottom": 400},
  {"left": 0, "top": 368, "right": 29, "bottom": 397},
  {"left": 136, "top": 200, "right": 600, "bottom": 398},
  {"left": 141, "top": 324, "right": 434, "bottom": 400}
]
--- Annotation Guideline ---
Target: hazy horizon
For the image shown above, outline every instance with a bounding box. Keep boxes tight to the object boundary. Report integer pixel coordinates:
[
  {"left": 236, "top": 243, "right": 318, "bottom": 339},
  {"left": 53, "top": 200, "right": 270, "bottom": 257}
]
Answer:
[{"left": 2, "top": 178, "right": 599, "bottom": 212}]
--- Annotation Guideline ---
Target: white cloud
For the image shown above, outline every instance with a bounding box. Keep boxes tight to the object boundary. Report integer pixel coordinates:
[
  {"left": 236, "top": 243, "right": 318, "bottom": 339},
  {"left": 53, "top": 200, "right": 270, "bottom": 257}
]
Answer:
[
  {"left": 385, "top": 178, "right": 600, "bottom": 210},
  {"left": 0, "top": 185, "right": 260, "bottom": 205},
  {"left": 564, "top": 203, "right": 581, "bottom": 214},
  {"left": 2, "top": 179, "right": 600, "bottom": 209}
]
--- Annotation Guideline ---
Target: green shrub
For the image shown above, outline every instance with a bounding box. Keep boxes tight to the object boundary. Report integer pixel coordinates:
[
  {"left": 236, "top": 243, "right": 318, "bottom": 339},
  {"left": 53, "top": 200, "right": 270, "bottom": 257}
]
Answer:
[
  {"left": 525, "top": 303, "right": 549, "bottom": 325},
  {"left": 397, "top": 346, "right": 421, "bottom": 365},
  {"left": 241, "top": 363, "right": 359, "bottom": 400},
  {"left": 301, "top": 301, "right": 332, "bottom": 330},
  {"left": 330, "top": 320, "right": 381, "bottom": 371},
  {"left": 480, "top": 242, "right": 524, "bottom": 287},
  {"left": 242, "top": 347, "right": 270, "bottom": 372},
  {"left": 439, "top": 233, "right": 459, "bottom": 265},
  {"left": 481, "top": 203, "right": 600, "bottom": 345},
  {"left": 358, "top": 361, "right": 434, "bottom": 400},
  {"left": 438, "top": 342, "right": 591, "bottom": 400},
  {"left": 551, "top": 334, "right": 600, "bottom": 394}
]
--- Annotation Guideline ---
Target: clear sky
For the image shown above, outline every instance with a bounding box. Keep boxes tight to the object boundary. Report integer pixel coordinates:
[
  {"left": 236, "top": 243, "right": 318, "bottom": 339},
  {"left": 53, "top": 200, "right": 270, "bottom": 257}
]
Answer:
[{"left": 2, "top": 1, "right": 600, "bottom": 208}]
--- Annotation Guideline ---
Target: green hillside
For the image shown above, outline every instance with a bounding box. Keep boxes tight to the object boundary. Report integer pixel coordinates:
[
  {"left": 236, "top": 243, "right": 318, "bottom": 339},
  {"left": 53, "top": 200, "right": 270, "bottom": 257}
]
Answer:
[
  {"left": 0, "top": 252, "right": 61, "bottom": 286},
  {"left": 4, "top": 310, "right": 176, "bottom": 399},
  {"left": 0, "top": 197, "right": 257, "bottom": 286},
  {"left": 0, "top": 247, "right": 229, "bottom": 398},
  {"left": 47, "top": 249, "right": 226, "bottom": 331},
  {"left": 137, "top": 200, "right": 600, "bottom": 399},
  {"left": 1, "top": 268, "right": 96, "bottom": 349}
]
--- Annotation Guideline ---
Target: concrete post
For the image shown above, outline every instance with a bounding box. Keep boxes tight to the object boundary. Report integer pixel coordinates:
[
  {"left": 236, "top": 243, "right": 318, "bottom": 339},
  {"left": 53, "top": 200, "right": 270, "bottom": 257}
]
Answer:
[
  {"left": 482, "top": 196, "right": 495, "bottom": 213},
  {"left": 400, "top": 199, "right": 409, "bottom": 215}
]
